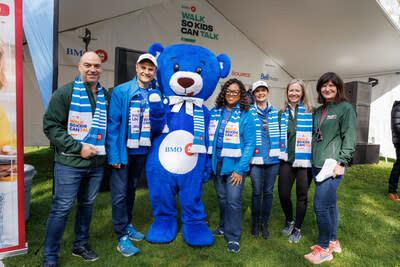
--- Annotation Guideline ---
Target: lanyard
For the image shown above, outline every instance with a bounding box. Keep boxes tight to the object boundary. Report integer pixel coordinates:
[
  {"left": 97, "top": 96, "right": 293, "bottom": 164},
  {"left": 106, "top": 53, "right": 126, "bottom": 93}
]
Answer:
[{"left": 318, "top": 105, "right": 327, "bottom": 129}]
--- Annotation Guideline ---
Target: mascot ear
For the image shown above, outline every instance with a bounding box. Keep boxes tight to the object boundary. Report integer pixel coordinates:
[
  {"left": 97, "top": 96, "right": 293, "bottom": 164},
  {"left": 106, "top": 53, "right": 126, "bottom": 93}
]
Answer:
[
  {"left": 217, "top": 54, "right": 231, "bottom": 78},
  {"left": 149, "top": 43, "right": 164, "bottom": 57}
]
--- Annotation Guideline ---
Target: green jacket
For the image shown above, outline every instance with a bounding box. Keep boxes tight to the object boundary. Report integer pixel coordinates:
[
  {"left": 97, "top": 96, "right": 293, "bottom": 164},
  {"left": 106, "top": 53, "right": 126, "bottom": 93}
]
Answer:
[
  {"left": 43, "top": 81, "right": 110, "bottom": 168},
  {"left": 279, "top": 106, "right": 298, "bottom": 164},
  {"left": 311, "top": 101, "right": 357, "bottom": 167}
]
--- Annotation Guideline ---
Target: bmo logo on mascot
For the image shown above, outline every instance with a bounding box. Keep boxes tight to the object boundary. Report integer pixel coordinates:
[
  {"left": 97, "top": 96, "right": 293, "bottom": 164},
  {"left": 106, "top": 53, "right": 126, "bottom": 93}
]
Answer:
[{"left": 159, "top": 130, "right": 198, "bottom": 174}]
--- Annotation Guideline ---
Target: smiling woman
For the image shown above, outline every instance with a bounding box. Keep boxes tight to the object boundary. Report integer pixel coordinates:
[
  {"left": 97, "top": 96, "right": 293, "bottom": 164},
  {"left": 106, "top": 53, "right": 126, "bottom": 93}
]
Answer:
[
  {"left": 278, "top": 79, "right": 313, "bottom": 244},
  {"left": 247, "top": 80, "right": 281, "bottom": 240},
  {"left": 304, "top": 72, "right": 357, "bottom": 264},
  {"left": 209, "top": 78, "right": 255, "bottom": 253}
]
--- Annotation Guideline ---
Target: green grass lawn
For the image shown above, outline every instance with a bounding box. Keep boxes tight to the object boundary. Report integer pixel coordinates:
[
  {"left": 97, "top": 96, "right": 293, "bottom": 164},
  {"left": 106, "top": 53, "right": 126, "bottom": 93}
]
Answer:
[{"left": 3, "top": 147, "right": 400, "bottom": 266}]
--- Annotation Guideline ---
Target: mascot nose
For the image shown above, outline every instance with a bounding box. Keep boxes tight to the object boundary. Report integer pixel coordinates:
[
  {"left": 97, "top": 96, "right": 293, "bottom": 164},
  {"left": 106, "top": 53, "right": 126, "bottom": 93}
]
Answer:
[{"left": 178, "top": 77, "right": 194, "bottom": 88}]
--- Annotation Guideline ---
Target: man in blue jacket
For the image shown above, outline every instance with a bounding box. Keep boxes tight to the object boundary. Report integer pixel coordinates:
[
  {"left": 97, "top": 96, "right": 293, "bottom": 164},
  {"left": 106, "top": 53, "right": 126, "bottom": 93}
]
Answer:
[{"left": 107, "top": 53, "right": 158, "bottom": 256}]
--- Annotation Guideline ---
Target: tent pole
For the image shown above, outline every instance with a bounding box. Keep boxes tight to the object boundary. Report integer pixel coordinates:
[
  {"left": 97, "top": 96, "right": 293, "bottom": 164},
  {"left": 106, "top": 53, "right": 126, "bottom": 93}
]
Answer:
[{"left": 52, "top": 0, "right": 59, "bottom": 93}]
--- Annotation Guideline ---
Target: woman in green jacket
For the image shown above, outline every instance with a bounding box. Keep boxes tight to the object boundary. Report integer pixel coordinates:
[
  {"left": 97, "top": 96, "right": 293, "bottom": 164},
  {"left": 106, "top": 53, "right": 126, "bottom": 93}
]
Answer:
[{"left": 304, "top": 72, "right": 357, "bottom": 264}]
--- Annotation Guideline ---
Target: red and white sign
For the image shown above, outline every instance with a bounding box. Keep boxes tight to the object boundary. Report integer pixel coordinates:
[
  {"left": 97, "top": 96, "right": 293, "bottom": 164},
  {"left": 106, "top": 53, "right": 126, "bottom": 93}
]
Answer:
[
  {"left": 0, "top": 0, "right": 25, "bottom": 258},
  {"left": 95, "top": 49, "right": 108, "bottom": 63}
]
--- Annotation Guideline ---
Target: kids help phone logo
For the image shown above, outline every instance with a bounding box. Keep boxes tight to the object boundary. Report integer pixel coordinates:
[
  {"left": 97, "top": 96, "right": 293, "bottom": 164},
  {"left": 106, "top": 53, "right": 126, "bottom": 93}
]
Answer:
[
  {"left": 159, "top": 130, "right": 198, "bottom": 174},
  {"left": 180, "top": 4, "right": 219, "bottom": 43}
]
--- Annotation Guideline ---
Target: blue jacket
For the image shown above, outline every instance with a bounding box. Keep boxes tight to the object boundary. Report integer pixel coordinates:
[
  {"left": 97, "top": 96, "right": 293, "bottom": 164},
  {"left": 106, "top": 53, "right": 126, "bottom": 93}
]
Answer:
[
  {"left": 106, "top": 77, "right": 161, "bottom": 165},
  {"left": 209, "top": 106, "right": 256, "bottom": 176}
]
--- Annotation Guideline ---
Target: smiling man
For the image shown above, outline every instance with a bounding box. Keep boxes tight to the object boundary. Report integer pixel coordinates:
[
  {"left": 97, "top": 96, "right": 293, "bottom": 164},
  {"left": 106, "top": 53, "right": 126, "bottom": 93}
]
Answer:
[
  {"left": 42, "top": 51, "right": 109, "bottom": 267},
  {"left": 106, "top": 53, "right": 158, "bottom": 256}
]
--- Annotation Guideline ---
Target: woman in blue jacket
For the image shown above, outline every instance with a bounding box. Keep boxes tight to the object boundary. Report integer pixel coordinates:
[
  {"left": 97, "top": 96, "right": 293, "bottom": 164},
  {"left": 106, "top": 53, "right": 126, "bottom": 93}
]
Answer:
[
  {"left": 248, "top": 80, "right": 280, "bottom": 239},
  {"left": 208, "top": 78, "right": 256, "bottom": 253}
]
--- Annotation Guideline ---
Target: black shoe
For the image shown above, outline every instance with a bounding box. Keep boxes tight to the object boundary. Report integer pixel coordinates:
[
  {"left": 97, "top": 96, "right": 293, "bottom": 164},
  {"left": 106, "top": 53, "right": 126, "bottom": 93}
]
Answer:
[
  {"left": 72, "top": 243, "right": 99, "bottom": 261},
  {"left": 211, "top": 228, "right": 224, "bottom": 237},
  {"left": 261, "top": 223, "right": 270, "bottom": 239},
  {"left": 251, "top": 222, "right": 260, "bottom": 237}
]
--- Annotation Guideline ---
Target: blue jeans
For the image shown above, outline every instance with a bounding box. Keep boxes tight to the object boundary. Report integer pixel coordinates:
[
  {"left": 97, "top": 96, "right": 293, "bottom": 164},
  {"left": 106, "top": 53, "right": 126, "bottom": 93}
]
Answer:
[
  {"left": 110, "top": 155, "right": 146, "bottom": 239},
  {"left": 213, "top": 162, "right": 245, "bottom": 242},
  {"left": 250, "top": 164, "right": 279, "bottom": 224},
  {"left": 312, "top": 166, "right": 344, "bottom": 249},
  {"left": 43, "top": 162, "right": 104, "bottom": 265}
]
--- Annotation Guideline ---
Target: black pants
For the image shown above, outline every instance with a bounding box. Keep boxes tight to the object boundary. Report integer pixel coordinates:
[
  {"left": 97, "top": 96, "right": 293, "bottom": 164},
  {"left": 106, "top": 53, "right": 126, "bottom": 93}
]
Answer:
[
  {"left": 389, "top": 144, "right": 400, "bottom": 194},
  {"left": 278, "top": 161, "right": 312, "bottom": 229}
]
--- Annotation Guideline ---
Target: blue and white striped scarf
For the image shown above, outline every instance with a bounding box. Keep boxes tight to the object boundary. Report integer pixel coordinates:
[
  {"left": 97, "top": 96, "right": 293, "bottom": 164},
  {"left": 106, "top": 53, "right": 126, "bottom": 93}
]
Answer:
[
  {"left": 279, "top": 101, "right": 312, "bottom": 167},
  {"left": 67, "top": 76, "right": 107, "bottom": 155},
  {"left": 168, "top": 96, "right": 206, "bottom": 153},
  {"left": 250, "top": 103, "right": 280, "bottom": 164},
  {"left": 208, "top": 104, "right": 241, "bottom": 157},
  {"left": 127, "top": 98, "right": 151, "bottom": 148}
]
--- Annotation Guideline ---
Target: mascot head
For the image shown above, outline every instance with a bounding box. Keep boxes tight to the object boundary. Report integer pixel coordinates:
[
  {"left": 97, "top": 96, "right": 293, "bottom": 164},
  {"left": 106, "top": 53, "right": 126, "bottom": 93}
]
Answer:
[{"left": 148, "top": 43, "right": 230, "bottom": 101}]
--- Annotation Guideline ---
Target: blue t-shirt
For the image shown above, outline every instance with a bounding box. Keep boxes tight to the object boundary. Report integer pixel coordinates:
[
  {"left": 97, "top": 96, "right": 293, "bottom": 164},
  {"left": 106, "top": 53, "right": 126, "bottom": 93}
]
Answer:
[
  {"left": 216, "top": 107, "right": 232, "bottom": 162},
  {"left": 129, "top": 87, "right": 150, "bottom": 155}
]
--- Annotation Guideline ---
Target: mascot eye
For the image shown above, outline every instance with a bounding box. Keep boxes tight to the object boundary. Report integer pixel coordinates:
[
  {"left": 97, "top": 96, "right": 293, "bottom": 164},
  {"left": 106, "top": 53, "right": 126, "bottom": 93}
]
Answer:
[
  {"left": 195, "top": 67, "right": 202, "bottom": 74},
  {"left": 173, "top": 64, "right": 179, "bottom": 72}
]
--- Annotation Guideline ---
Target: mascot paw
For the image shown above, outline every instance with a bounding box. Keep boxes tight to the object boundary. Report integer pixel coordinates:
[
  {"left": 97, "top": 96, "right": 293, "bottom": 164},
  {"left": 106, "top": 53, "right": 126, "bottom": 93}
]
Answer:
[
  {"left": 148, "top": 90, "right": 168, "bottom": 118},
  {"left": 182, "top": 222, "right": 214, "bottom": 247},
  {"left": 146, "top": 217, "right": 178, "bottom": 243}
]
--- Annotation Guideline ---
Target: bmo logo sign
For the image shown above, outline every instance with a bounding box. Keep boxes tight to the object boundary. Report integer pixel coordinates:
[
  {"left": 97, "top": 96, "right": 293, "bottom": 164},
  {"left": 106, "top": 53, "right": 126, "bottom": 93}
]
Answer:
[
  {"left": 165, "top": 146, "right": 182, "bottom": 152},
  {"left": 159, "top": 130, "right": 198, "bottom": 174}
]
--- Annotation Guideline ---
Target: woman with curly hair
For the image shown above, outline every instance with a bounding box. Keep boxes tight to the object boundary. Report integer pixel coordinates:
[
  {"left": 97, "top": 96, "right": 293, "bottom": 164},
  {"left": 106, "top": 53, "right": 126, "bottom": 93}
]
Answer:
[{"left": 208, "top": 78, "right": 256, "bottom": 253}]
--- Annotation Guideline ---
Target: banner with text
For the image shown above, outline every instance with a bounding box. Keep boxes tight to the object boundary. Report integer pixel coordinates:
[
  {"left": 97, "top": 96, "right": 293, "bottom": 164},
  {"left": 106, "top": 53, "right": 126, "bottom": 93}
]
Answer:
[{"left": 0, "top": 0, "right": 26, "bottom": 259}]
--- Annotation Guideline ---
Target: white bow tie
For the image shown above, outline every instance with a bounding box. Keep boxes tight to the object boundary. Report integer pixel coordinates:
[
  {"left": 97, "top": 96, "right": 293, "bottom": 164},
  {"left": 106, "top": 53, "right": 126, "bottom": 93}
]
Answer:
[{"left": 168, "top": 96, "right": 203, "bottom": 116}]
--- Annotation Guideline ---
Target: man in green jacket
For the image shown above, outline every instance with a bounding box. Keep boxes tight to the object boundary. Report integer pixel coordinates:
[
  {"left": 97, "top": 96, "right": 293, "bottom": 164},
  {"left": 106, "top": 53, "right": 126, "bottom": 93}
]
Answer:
[{"left": 42, "top": 51, "right": 109, "bottom": 267}]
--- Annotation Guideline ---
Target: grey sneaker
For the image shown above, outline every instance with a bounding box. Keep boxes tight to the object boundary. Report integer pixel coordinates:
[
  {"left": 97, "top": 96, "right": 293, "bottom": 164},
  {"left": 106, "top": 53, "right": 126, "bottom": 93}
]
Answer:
[
  {"left": 288, "top": 227, "right": 301, "bottom": 243},
  {"left": 282, "top": 221, "right": 295, "bottom": 235}
]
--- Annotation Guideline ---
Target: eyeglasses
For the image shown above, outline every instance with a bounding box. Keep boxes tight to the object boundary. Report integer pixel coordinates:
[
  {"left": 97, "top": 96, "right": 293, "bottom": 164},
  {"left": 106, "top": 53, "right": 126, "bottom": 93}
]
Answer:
[
  {"left": 315, "top": 127, "right": 323, "bottom": 142},
  {"left": 226, "top": 90, "right": 240, "bottom": 96}
]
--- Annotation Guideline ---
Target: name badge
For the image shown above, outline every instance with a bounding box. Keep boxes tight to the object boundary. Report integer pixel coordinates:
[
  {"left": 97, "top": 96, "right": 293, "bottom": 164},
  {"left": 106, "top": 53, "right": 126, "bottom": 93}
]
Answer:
[{"left": 327, "top": 114, "right": 336, "bottom": 120}]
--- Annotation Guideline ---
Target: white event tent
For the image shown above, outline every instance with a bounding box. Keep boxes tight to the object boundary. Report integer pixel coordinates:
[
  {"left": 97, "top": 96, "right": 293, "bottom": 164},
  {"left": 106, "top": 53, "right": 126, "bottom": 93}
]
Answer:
[{"left": 23, "top": 0, "right": 400, "bottom": 159}]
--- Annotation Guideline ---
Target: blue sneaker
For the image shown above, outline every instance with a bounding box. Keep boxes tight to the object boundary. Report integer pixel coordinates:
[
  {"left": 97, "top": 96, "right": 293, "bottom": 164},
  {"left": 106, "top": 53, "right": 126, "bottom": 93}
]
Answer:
[
  {"left": 126, "top": 223, "right": 145, "bottom": 241},
  {"left": 117, "top": 235, "right": 140, "bottom": 257},
  {"left": 227, "top": 241, "right": 240, "bottom": 253}
]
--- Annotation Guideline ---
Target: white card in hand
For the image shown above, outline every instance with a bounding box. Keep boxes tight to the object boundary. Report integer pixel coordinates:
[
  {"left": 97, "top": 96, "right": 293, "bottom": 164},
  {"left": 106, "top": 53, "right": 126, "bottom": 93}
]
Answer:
[{"left": 315, "top": 158, "right": 337, "bottom": 182}]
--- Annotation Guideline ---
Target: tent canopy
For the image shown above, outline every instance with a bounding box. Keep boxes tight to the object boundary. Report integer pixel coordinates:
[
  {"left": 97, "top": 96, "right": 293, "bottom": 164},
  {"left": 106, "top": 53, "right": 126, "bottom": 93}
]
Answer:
[{"left": 59, "top": 0, "right": 400, "bottom": 80}]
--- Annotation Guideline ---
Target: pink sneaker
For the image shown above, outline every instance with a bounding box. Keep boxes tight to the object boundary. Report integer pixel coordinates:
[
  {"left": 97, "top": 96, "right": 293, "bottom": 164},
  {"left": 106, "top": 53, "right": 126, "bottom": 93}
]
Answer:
[
  {"left": 329, "top": 240, "right": 342, "bottom": 253},
  {"left": 310, "top": 240, "right": 342, "bottom": 253},
  {"left": 304, "top": 245, "right": 333, "bottom": 264}
]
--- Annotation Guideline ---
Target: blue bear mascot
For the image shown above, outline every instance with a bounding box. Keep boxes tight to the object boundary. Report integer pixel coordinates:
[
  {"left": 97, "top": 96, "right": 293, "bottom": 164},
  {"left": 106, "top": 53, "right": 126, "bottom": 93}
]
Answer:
[{"left": 145, "top": 43, "right": 230, "bottom": 246}]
